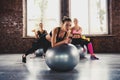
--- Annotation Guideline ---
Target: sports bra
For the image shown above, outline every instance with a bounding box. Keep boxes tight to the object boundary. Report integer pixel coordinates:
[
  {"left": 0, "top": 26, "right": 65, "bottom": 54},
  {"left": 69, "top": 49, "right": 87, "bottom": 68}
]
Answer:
[
  {"left": 37, "top": 30, "right": 47, "bottom": 38},
  {"left": 72, "top": 28, "right": 81, "bottom": 35},
  {"left": 49, "top": 27, "right": 67, "bottom": 42}
]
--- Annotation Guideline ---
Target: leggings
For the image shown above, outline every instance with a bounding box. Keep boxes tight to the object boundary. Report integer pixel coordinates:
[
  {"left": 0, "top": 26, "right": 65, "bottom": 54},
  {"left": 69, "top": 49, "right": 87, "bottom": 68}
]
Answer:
[
  {"left": 71, "top": 38, "right": 90, "bottom": 47},
  {"left": 25, "top": 35, "right": 51, "bottom": 56},
  {"left": 71, "top": 38, "right": 95, "bottom": 54}
]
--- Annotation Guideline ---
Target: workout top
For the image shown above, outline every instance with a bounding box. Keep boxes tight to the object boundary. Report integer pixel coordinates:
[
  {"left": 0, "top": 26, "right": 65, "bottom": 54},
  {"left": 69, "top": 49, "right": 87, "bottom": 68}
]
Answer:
[
  {"left": 50, "top": 27, "right": 67, "bottom": 43},
  {"left": 37, "top": 30, "right": 47, "bottom": 38},
  {"left": 71, "top": 28, "right": 81, "bottom": 35}
]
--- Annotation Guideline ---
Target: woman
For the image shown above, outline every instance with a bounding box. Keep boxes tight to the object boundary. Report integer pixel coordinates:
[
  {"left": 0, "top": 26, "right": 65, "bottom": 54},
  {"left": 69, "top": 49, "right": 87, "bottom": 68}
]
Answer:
[
  {"left": 49, "top": 17, "right": 72, "bottom": 47},
  {"left": 71, "top": 18, "right": 99, "bottom": 60},
  {"left": 22, "top": 17, "right": 72, "bottom": 63},
  {"left": 42, "top": 16, "right": 72, "bottom": 55},
  {"left": 22, "top": 23, "right": 48, "bottom": 63},
  {"left": 32, "top": 23, "right": 47, "bottom": 39}
]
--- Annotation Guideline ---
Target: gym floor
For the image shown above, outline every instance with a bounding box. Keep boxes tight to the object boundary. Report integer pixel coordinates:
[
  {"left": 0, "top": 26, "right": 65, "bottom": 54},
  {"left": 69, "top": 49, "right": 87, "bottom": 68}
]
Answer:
[{"left": 0, "top": 54, "right": 120, "bottom": 80}]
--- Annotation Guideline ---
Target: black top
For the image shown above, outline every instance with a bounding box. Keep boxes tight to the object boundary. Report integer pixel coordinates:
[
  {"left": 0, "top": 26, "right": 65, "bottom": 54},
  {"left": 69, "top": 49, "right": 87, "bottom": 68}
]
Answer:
[
  {"left": 49, "top": 27, "right": 67, "bottom": 42},
  {"left": 37, "top": 30, "right": 47, "bottom": 38}
]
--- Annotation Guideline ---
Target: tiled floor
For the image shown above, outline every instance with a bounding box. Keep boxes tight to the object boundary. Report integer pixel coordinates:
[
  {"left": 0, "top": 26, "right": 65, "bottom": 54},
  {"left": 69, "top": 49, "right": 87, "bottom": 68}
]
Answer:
[{"left": 0, "top": 54, "right": 120, "bottom": 80}]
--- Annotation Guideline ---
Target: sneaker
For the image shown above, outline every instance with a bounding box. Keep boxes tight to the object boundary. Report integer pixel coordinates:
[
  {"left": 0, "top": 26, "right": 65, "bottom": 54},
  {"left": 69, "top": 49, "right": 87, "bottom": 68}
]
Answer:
[
  {"left": 90, "top": 55, "right": 99, "bottom": 60},
  {"left": 22, "top": 56, "right": 26, "bottom": 63}
]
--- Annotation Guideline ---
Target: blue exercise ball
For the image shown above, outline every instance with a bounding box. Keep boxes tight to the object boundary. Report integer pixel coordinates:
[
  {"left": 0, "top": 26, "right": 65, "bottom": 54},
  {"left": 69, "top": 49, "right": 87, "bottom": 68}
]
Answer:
[
  {"left": 45, "top": 44, "right": 79, "bottom": 72},
  {"left": 35, "top": 48, "right": 44, "bottom": 57}
]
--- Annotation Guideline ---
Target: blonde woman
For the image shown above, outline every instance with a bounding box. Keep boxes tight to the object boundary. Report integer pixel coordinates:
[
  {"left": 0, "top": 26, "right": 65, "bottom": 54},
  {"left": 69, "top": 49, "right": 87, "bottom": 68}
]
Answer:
[{"left": 71, "top": 18, "right": 99, "bottom": 60}]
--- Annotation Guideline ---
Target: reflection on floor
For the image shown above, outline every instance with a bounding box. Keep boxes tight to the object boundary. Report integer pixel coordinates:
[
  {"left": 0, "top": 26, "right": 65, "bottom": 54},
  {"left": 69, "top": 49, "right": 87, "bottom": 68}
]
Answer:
[{"left": 0, "top": 54, "right": 120, "bottom": 80}]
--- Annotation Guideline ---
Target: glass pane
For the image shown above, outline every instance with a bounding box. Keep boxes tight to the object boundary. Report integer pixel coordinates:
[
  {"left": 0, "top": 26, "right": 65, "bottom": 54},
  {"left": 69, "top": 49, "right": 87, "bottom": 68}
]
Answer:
[
  {"left": 27, "top": 0, "right": 60, "bottom": 36},
  {"left": 44, "top": 0, "right": 60, "bottom": 33},
  {"left": 71, "top": 0, "right": 89, "bottom": 34},
  {"left": 89, "top": 0, "right": 108, "bottom": 34}
]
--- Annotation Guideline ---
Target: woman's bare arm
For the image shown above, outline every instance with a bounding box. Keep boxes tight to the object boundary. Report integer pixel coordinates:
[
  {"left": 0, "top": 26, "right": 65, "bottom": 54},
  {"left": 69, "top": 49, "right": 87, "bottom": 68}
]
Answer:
[
  {"left": 32, "top": 29, "right": 39, "bottom": 39},
  {"left": 51, "top": 28, "right": 70, "bottom": 47}
]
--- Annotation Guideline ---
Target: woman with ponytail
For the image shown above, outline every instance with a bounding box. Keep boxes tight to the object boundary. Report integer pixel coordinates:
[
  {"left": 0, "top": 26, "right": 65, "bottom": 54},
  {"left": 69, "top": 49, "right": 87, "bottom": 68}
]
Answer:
[{"left": 22, "top": 16, "right": 72, "bottom": 63}]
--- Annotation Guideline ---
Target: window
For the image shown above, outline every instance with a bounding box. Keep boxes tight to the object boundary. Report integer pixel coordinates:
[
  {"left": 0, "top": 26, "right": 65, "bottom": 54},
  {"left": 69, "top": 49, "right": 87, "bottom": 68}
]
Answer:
[
  {"left": 23, "top": 0, "right": 60, "bottom": 37},
  {"left": 70, "top": 0, "right": 108, "bottom": 35}
]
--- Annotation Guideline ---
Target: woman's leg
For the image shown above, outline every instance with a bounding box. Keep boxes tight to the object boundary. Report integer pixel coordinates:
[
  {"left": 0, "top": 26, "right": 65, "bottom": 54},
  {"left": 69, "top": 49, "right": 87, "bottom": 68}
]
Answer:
[
  {"left": 71, "top": 38, "right": 87, "bottom": 59},
  {"left": 74, "top": 38, "right": 99, "bottom": 60},
  {"left": 43, "top": 39, "right": 51, "bottom": 56},
  {"left": 87, "top": 42, "right": 94, "bottom": 55},
  {"left": 22, "top": 35, "right": 47, "bottom": 63},
  {"left": 22, "top": 41, "right": 42, "bottom": 63},
  {"left": 82, "top": 40, "right": 99, "bottom": 60},
  {"left": 25, "top": 44, "right": 40, "bottom": 56}
]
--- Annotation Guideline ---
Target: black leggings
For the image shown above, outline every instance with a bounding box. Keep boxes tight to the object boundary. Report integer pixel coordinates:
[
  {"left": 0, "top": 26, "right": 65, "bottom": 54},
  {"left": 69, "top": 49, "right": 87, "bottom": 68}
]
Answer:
[
  {"left": 71, "top": 38, "right": 90, "bottom": 47},
  {"left": 25, "top": 35, "right": 51, "bottom": 56}
]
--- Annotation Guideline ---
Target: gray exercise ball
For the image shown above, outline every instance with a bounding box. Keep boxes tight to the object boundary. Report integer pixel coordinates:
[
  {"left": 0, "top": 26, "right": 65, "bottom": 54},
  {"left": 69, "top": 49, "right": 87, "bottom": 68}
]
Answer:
[
  {"left": 35, "top": 48, "right": 44, "bottom": 57},
  {"left": 45, "top": 44, "right": 79, "bottom": 72},
  {"left": 75, "top": 45, "right": 87, "bottom": 59}
]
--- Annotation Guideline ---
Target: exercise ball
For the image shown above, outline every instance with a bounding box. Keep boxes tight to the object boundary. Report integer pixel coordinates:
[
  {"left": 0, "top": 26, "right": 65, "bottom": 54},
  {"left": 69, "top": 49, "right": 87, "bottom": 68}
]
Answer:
[
  {"left": 75, "top": 45, "right": 87, "bottom": 59},
  {"left": 45, "top": 44, "right": 79, "bottom": 72},
  {"left": 35, "top": 48, "right": 44, "bottom": 57}
]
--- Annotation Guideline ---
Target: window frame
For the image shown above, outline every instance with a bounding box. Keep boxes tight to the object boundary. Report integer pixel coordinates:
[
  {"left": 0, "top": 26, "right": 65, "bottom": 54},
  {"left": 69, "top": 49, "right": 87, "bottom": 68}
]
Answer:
[{"left": 22, "top": 0, "right": 113, "bottom": 38}]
